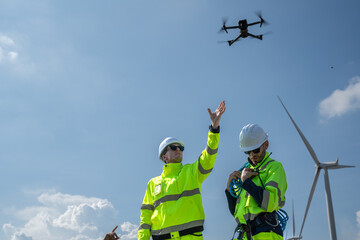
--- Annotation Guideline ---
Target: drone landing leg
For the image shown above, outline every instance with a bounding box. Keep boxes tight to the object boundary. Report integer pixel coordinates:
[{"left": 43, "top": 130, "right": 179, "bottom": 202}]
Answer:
[
  {"left": 228, "top": 35, "right": 242, "bottom": 46},
  {"left": 248, "top": 33, "right": 262, "bottom": 40}
]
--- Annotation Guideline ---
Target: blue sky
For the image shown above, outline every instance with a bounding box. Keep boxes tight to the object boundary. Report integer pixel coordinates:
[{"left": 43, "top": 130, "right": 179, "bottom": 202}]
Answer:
[{"left": 0, "top": 0, "right": 359, "bottom": 239}]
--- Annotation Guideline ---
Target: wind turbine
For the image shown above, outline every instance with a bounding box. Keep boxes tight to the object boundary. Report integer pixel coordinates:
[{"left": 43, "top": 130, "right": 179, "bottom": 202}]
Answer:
[
  {"left": 278, "top": 97, "right": 355, "bottom": 240},
  {"left": 287, "top": 200, "right": 302, "bottom": 240}
]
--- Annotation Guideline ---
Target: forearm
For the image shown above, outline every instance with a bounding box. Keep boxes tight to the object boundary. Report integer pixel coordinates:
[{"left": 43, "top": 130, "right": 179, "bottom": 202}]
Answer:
[
  {"left": 139, "top": 184, "right": 153, "bottom": 240},
  {"left": 196, "top": 129, "right": 219, "bottom": 175},
  {"left": 262, "top": 163, "right": 287, "bottom": 211},
  {"left": 242, "top": 178, "right": 264, "bottom": 206},
  {"left": 243, "top": 174, "right": 287, "bottom": 211},
  {"left": 225, "top": 189, "right": 237, "bottom": 216},
  {"left": 138, "top": 210, "right": 152, "bottom": 240}
]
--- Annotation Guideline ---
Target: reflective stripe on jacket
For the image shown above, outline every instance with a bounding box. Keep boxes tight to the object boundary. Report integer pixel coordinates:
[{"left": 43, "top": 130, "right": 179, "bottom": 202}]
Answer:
[
  {"left": 138, "top": 130, "right": 220, "bottom": 240},
  {"left": 234, "top": 152, "right": 287, "bottom": 225}
]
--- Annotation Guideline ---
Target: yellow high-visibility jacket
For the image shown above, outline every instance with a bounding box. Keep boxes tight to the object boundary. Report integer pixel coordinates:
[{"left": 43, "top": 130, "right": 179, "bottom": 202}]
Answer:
[
  {"left": 234, "top": 152, "right": 287, "bottom": 225},
  {"left": 138, "top": 130, "right": 220, "bottom": 240}
]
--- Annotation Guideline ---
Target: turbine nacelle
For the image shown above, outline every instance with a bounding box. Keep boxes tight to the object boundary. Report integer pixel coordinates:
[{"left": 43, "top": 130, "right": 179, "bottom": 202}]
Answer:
[{"left": 317, "top": 158, "right": 355, "bottom": 169}]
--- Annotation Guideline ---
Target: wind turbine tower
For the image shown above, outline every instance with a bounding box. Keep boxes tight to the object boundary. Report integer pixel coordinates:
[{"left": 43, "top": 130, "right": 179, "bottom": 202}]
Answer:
[
  {"left": 278, "top": 97, "right": 355, "bottom": 240},
  {"left": 287, "top": 200, "right": 302, "bottom": 240}
]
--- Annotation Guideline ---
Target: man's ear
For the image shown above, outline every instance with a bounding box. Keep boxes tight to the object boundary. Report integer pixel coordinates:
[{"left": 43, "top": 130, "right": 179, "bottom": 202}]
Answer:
[
  {"left": 161, "top": 155, "right": 167, "bottom": 163},
  {"left": 264, "top": 140, "right": 269, "bottom": 150}
]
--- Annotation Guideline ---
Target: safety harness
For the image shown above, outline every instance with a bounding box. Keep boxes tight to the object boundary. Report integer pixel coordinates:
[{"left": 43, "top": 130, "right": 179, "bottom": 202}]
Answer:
[
  {"left": 229, "top": 153, "right": 288, "bottom": 240},
  {"left": 232, "top": 224, "right": 252, "bottom": 240}
]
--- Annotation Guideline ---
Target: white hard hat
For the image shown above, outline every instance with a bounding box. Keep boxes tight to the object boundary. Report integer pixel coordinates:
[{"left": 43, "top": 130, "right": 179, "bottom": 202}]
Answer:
[
  {"left": 158, "top": 137, "right": 185, "bottom": 161},
  {"left": 239, "top": 124, "right": 268, "bottom": 152}
]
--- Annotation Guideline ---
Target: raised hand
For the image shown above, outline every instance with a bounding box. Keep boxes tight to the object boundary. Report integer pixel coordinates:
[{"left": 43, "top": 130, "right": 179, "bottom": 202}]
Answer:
[{"left": 207, "top": 100, "right": 226, "bottom": 129}]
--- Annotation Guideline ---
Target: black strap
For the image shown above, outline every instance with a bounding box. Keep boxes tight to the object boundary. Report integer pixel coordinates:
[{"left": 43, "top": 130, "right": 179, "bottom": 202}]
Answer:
[
  {"left": 152, "top": 226, "right": 204, "bottom": 240},
  {"left": 248, "top": 211, "right": 278, "bottom": 228},
  {"left": 247, "top": 212, "right": 283, "bottom": 237}
]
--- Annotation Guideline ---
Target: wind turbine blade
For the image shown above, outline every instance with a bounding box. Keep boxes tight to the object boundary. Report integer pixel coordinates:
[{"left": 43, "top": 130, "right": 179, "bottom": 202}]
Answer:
[
  {"left": 278, "top": 96, "right": 321, "bottom": 166},
  {"left": 334, "top": 164, "right": 355, "bottom": 169},
  {"left": 292, "top": 199, "right": 295, "bottom": 236},
  {"left": 299, "top": 167, "right": 321, "bottom": 237}
]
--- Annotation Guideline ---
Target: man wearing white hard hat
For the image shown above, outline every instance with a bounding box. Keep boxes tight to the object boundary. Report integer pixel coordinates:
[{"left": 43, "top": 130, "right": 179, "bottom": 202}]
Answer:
[
  {"left": 225, "top": 124, "right": 287, "bottom": 240},
  {"left": 138, "top": 101, "right": 226, "bottom": 240}
]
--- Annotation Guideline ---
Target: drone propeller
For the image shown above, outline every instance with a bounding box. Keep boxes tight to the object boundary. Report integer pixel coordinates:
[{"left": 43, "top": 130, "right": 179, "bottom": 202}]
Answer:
[
  {"left": 217, "top": 39, "right": 237, "bottom": 46},
  {"left": 218, "top": 17, "right": 229, "bottom": 33},
  {"left": 257, "top": 31, "right": 273, "bottom": 39},
  {"left": 255, "top": 11, "right": 268, "bottom": 27}
]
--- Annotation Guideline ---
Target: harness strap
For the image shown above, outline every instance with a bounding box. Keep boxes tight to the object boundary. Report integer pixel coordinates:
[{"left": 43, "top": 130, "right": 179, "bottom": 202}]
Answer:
[
  {"left": 248, "top": 211, "right": 278, "bottom": 228},
  {"left": 232, "top": 224, "right": 252, "bottom": 240},
  {"left": 152, "top": 226, "right": 203, "bottom": 240},
  {"left": 232, "top": 212, "right": 279, "bottom": 240}
]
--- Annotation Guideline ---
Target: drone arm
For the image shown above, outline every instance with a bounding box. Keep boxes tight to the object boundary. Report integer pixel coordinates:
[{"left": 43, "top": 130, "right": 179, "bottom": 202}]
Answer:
[
  {"left": 247, "top": 21, "right": 261, "bottom": 26},
  {"left": 247, "top": 33, "right": 262, "bottom": 40},
  {"left": 228, "top": 34, "right": 242, "bottom": 46},
  {"left": 224, "top": 26, "right": 241, "bottom": 30}
]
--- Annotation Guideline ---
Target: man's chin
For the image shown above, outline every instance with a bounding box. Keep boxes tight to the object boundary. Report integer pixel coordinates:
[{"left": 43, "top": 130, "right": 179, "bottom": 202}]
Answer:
[
  {"left": 250, "top": 158, "right": 259, "bottom": 164},
  {"left": 166, "top": 158, "right": 183, "bottom": 164}
]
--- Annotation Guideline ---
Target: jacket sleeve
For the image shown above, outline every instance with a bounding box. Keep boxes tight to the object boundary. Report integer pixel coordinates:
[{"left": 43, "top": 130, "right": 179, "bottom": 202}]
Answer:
[
  {"left": 225, "top": 189, "right": 237, "bottom": 216},
  {"left": 193, "top": 127, "right": 220, "bottom": 183},
  {"left": 138, "top": 181, "right": 154, "bottom": 240},
  {"left": 242, "top": 178, "right": 264, "bottom": 206},
  {"left": 257, "top": 162, "right": 287, "bottom": 212}
]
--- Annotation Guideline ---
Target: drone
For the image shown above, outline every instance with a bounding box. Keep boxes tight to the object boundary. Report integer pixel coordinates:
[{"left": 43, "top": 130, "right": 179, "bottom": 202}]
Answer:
[{"left": 219, "top": 13, "right": 268, "bottom": 46}]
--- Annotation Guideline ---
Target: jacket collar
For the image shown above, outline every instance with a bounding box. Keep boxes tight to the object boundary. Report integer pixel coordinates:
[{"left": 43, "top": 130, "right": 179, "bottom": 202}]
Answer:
[
  {"left": 162, "top": 163, "right": 183, "bottom": 177},
  {"left": 248, "top": 152, "right": 270, "bottom": 169}
]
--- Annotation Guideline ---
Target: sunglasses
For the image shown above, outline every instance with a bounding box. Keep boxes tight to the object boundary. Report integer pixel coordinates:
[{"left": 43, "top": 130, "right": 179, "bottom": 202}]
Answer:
[
  {"left": 169, "top": 145, "right": 185, "bottom": 151},
  {"left": 244, "top": 146, "right": 261, "bottom": 155}
]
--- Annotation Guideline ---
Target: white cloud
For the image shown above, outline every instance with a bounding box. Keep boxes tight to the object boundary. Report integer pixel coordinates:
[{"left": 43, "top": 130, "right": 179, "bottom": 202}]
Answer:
[
  {"left": 0, "top": 47, "right": 3, "bottom": 61},
  {"left": 12, "top": 233, "right": 33, "bottom": 240},
  {"left": 119, "top": 222, "right": 138, "bottom": 240},
  {"left": 0, "top": 34, "right": 15, "bottom": 46},
  {"left": 8, "top": 51, "right": 18, "bottom": 61},
  {"left": 0, "top": 32, "right": 39, "bottom": 75},
  {"left": 0, "top": 33, "right": 19, "bottom": 64},
  {"left": 319, "top": 76, "right": 360, "bottom": 119},
  {"left": 2, "top": 190, "right": 138, "bottom": 240}
]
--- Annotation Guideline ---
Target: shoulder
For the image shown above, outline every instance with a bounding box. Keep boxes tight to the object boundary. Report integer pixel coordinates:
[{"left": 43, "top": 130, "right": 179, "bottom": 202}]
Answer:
[
  {"left": 261, "top": 158, "right": 284, "bottom": 171},
  {"left": 269, "top": 158, "right": 283, "bottom": 167},
  {"left": 181, "top": 163, "right": 195, "bottom": 172}
]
